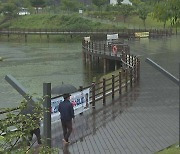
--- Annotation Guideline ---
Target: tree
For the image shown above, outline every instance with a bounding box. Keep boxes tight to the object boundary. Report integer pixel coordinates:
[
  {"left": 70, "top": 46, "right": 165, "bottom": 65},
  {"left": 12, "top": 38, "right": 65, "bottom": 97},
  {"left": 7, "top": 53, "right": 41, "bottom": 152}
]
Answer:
[
  {"left": 119, "top": 4, "right": 133, "bottom": 23},
  {"left": 167, "top": 0, "right": 180, "bottom": 34},
  {"left": 138, "top": 3, "right": 150, "bottom": 28},
  {"left": 153, "top": 1, "right": 170, "bottom": 28},
  {"left": 117, "top": 0, "right": 123, "bottom": 5},
  {"left": 30, "top": 0, "right": 45, "bottom": 13},
  {"left": 61, "top": 0, "right": 82, "bottom": 12},
  {"left": 10, "top": 0, "right": 31, "bottom": 8},
  {"left": 92, "top": 0, "right": 108, "bottom": 10},
  {"left": 0, "top": 98, "right": 57, "bottom": 153},
  {"left": 0, "top": 2, "right": 18, "bottom": 17},
  {"left": 129, "top": 0, "right": 141, "bottom": 7}
]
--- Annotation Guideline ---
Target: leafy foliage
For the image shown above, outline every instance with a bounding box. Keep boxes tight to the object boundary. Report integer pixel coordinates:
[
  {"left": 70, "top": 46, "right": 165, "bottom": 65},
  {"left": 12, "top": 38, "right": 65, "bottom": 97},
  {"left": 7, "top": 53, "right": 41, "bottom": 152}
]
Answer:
[
  {"left": 119, "top": 4, "right": 134, "bottom": 23},
  {"left": 138, "top": 2, "right": 151, "bottom": 28},
  {"left": 0, "top": 2, "right": 18, "bottom": 17},
  {"left": 153, "top": 1, "right": 170, "bottom": 28},
  {"left": 4, "top": 14, "right": 120, "bottom": 30},
  {"left": 92, "top": 0, "right": 108, "bottom": 9},
  {"left": 0, "top": 97, "right": 58, "bottom": 153},
  {"left": 61, "top": 0, "right": 82, "bottom": 12}
]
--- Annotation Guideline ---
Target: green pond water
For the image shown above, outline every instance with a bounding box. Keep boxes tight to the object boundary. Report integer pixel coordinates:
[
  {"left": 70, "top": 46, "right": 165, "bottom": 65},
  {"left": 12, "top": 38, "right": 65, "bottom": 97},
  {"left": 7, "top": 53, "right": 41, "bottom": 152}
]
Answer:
[
  {"left": 0, "top": 42, "right": 98, "bottom": 108},
  {"left": 0, "top": 35, "right": 180, "bottom": 108}
]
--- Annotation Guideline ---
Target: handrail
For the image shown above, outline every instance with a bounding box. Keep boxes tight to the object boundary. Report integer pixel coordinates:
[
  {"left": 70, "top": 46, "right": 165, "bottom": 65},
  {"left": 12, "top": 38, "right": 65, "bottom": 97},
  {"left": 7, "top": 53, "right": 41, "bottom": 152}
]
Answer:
[{"left": 0, "top": 28, "right": 172, "bottom": 36}]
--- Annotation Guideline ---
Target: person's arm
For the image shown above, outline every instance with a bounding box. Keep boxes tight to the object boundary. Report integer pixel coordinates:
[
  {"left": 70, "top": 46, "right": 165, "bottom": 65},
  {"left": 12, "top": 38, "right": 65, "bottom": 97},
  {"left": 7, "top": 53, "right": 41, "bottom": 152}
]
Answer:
[{"left": 70, "top": 103, "right": 75, "bottom": 119}]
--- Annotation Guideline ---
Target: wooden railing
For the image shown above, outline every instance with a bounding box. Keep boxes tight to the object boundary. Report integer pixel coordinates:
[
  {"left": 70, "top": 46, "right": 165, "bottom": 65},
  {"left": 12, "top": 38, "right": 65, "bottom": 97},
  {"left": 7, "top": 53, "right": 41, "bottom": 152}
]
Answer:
[
  {"left": 82, "top": 40, "right": 130, "bottom": 60},
  {"left": 0, "top": 28, "right": 172, "bottom": 36},
  {"left": 81, "top": 39, "right": 140, "bottom": 108}
]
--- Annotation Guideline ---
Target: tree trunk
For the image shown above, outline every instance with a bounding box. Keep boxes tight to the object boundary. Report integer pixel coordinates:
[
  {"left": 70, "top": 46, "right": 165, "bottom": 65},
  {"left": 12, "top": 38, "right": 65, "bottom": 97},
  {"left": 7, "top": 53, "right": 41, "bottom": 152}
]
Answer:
[
  {"left": 163, "top": 21, "right": 166, "bottom": 29},
  {"left": 36, "top": 7, "right": 38, "bottom": 14},
  {"left": 123, "top": 16, "right": 126, "bottom": 23},
  {"left": 143, "top": 20, "right": 146, "bottom": 29}
]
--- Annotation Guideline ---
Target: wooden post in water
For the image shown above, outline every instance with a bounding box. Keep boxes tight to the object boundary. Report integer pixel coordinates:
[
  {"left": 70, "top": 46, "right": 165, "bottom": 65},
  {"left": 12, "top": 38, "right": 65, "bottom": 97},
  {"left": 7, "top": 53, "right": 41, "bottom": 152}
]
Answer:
[
  {"left": 99, "top": 42, "right": 101, "bottom": 53},
  {"left": 92, "top": 42, "right": 94, "bottom": 53},
  {"left": 104, "top": 44, "right": 106, "bottom": 55},
  {"left": 109, "top": 45, "right": 111, "bottom": 56},
  {"left": 8, "top": 34, "right": 10, "bottom": 41},
  {"left": 47, "top": 34, "right": 49, "bottom": 42},
  {"left": 25, "top": 34, "right": 27, "bottom": 42},
  {"left": 92, "top": 82, "right": 95, "bottom": 109},
  {"left": 103, "top": 58, "right": 107, "bottom": 73},
  {"left": 115, "top": 61, "right": 118, "bottom": 70},
  {"left": 119, "top": 72, "right": 122, "bottom": 95},
  {"left": 112, "top": 75, "right": 115, "bottom": 99},
  {"left": 103, "top": 78, "right": 106, "bottom": 105}
]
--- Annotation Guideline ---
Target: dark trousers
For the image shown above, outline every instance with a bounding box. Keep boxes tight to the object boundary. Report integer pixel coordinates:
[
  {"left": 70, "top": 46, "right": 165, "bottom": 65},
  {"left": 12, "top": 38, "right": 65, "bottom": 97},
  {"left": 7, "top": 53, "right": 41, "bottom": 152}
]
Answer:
[
  {"left": 61, "top": 119, "right": 72, "bottom": 142},
  {"left": 29, "top": 128, "right": 42, "bottom": 144}
]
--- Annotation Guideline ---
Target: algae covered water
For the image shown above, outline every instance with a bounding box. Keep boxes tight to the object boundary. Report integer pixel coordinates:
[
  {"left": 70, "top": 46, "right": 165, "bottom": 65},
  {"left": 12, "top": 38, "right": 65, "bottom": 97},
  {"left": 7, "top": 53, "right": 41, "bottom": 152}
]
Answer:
[
  {"left": 0, "top": 42, "right": 94, "bottom": 108},
  {"left": 0, "top": 35, "right": 180, "bottom": 108}
]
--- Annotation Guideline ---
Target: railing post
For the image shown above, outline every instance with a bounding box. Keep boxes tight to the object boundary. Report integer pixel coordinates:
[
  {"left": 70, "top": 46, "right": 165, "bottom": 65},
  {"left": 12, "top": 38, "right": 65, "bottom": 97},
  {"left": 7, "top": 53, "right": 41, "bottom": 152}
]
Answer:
[
  {"left": 87, "top": 41, "right": 90, "bottom": 52},
  {"left": 125, "top": 69, "right": 128, "bottom": 92},
  {"left": 92, "top": 42, "right": 94, "bottom": 53},
  {"left": 137, "top": 58, "right": 140, "bottom": 82},
  {"left": 103, "top": 78, "right": 106, "bottom": 105},
  {"left": 130, "top": 68, "right": 133, "bottom": 88},
  {"left": 131, "top": 54, "right": 134, "bottom": 67},
  {"left": 109, "top": 44, "right": 111, "bottom": 56},
  {"left": 79, "top": 86, "right": 83, "bottom": 91},
  {"left": 43, "top": 82, "right": 51, "bottom": 148},
  {"left": 104, "top": 44, "right": 106, "bottom": 55},
  {"left": 92, "top": 82, "right": 95, "bottom": 109},
  {"left": 112, "top": 75, "right": 115, "bottom": 99},
  {"left": 119, "top": 72, "right": 122, "bottom": 95}
]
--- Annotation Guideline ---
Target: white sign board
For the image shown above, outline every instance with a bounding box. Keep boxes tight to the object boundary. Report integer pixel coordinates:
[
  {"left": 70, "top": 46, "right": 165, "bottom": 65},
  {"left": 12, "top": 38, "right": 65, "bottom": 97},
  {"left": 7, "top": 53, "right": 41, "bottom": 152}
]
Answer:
[
  {"left": 107, "top": 34, "right": 118, "bottom": 40},
  {"left": 84, "top": 36, "right": 90, "bottom": 42},
  {"left": 79, "top": 9, "right": 83, "bottom": 14},
  {"left": 107, "top": 34, "right": 118, "bottom": 45},
  {"left": 51, "top": 88, "right": 90, "bottom": 122}
]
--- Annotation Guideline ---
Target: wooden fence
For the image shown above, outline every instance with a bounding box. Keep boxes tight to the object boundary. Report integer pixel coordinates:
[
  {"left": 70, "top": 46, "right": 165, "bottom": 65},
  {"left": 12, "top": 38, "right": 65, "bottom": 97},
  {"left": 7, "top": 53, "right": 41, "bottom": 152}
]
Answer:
[
  {"left": 0, "top": 28, "right": 172, "bottom": 37},
  {"left": 81, "top": 39, "right": 140, "bottom": 108},
  {"left": 0, "top": 39, "right": 140, "bottom": 150}
]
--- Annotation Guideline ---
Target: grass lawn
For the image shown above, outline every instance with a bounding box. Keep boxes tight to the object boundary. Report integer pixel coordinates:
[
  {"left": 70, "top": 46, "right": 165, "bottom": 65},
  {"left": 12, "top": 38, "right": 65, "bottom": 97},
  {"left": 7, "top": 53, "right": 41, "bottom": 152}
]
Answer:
[{"left": 156, "top": 144, "right": 180, "bottom": 154}]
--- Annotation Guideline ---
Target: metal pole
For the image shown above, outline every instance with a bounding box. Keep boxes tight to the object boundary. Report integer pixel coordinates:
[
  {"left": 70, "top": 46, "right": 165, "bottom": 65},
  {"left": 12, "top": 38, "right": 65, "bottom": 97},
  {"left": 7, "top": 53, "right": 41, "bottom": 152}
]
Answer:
[
  {"left": 5, "top": 74, "right": 37, "bottom": 102},
  {"left": 146, "top": 58, "right": 179, "bottom": 85},
  {"left": 43, "top": 83, "right": 51, "bottom": 148},
  {"left": 179, "top": 63, "right": 180, "bottom": 147}
]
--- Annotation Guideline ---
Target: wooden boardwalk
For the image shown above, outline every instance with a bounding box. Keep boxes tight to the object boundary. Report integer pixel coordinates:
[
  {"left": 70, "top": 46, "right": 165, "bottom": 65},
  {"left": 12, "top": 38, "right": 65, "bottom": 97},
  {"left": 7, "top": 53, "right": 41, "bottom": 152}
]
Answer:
[
  {"left": 50, "top": 55, "right": 178, "bottom": 154},
  {"left": 0, "top": 28, "right": 172, "bottom": 37}
]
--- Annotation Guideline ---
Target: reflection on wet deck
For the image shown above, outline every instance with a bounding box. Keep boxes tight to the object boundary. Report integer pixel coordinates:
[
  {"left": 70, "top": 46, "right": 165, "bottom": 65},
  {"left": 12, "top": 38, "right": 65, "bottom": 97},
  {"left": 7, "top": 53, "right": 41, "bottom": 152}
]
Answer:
[
  {"left": 51, "top": 59, "right": 178, "bottom": 154},
  {"left": 51, "top": 36, "right": 179, "bottom": 154},
  {"left": 52, "top": 88, "right": 139, "bottom": 153}
]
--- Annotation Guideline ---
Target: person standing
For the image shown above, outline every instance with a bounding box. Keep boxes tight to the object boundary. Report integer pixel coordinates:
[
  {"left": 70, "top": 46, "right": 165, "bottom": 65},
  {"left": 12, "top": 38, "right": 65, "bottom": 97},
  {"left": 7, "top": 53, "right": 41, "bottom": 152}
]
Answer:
[
  {"left": 28, "top": 116, "right": 42, "bottom": 145},
  {"left": 58, "top": 93, "right": 75, "bottom": 144}
]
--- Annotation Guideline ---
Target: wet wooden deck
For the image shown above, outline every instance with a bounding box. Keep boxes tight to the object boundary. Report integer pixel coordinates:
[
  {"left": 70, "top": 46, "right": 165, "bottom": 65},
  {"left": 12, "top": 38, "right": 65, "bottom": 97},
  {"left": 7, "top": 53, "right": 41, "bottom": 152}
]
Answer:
[
  {"left": 48, "top": 49, "right": 179, "bottom": 154},
  {"left": 51, "top": 67, "right": 178, "bottom": 154},
  {"left": 49, "top": 37, "right": 179, "bottom": 154}
]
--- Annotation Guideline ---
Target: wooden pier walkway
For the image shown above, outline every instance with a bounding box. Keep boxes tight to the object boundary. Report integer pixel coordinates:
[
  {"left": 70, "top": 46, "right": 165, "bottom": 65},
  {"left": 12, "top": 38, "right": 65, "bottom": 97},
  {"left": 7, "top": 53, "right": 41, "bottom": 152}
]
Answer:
[
  {"left": 50, "top": 57, "right": 178, "bottom": 154},
  {"left": 0, "top": 28, "right": 172, "bottom": 37}
]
